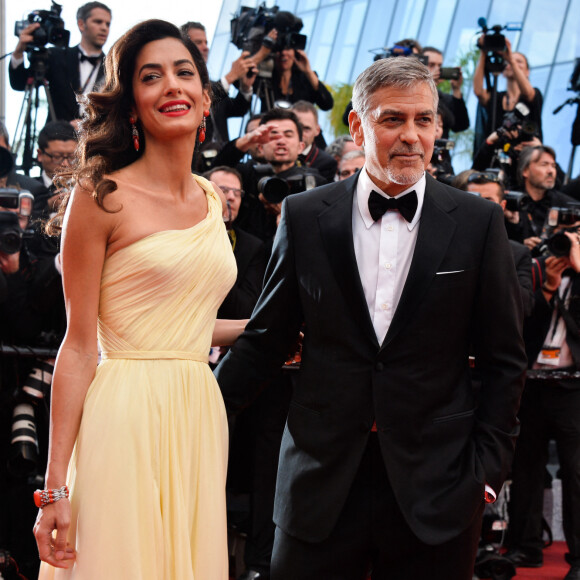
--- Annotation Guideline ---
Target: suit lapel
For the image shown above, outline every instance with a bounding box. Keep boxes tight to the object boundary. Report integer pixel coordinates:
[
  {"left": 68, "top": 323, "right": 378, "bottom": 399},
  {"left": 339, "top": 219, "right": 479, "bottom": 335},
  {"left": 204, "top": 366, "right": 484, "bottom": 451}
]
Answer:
[
  {"left": 318, "top": 176, "right": 379, "bottom": 347},
  {"left": 381, "top": 176, "right": 458, "bottom": 351}
]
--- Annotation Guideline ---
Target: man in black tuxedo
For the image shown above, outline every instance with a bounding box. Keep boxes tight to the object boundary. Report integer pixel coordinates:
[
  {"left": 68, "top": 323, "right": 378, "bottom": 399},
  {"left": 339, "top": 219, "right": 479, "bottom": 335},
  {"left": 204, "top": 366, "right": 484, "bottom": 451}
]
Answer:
[
  {"left": 9, "top": 2, "right": 111, "bottom": 127},
  {"left": 215, "top": 56, "right": 526, "bottom": 579}
]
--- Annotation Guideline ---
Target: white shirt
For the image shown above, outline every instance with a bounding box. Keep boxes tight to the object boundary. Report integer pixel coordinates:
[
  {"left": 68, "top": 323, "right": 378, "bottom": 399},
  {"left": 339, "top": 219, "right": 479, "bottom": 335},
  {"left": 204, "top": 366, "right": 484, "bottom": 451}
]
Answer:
[
  {"left": 78, "top": 47, "right": 103, "bottom": 95},
  {"left": 352, "top": 167, "right": 426, "bottom": 344}
]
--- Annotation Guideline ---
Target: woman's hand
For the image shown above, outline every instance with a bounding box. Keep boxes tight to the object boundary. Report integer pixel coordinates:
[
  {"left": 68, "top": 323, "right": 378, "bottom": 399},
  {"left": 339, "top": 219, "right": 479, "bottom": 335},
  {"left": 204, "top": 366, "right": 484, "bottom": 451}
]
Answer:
[
  {"left": 33, "top": 499, "right": 76, "bottom": 568},
  {"left": 565, "top": 231, "right": 580, "bottom": 272}
]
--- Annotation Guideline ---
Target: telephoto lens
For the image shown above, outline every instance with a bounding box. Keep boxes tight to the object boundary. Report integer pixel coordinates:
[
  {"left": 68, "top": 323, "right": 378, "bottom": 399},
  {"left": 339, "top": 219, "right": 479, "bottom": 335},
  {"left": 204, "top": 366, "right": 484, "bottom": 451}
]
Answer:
[{"left": 8, "top": 403, "right": 39, "bottom": 477}]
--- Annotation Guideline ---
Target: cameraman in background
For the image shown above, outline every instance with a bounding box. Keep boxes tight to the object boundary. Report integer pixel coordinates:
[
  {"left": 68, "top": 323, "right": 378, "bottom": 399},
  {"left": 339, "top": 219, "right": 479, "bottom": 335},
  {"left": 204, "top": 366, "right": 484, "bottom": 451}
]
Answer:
[
  {"left": 473, "top": 37, "right": 543, "bottom": 145},
  {"left": 506, "top": 146, "right": 576, "bottom": 255},
  {"left": 207, "top": 108, "right": 326, "bottom": 244},
  {"left": 422, "top": 46, "right": 470, "bottom": 138},
  {"left": 182, "top": 21, "right": 258, "bottom": 170},
  {"left": 503, "top": 227, "right": 580, "bottom": 580},
  {"left": 291, "top": 101, "right": 337, "bottom": 182},
  {"left": 10, "top": 1, "right": 111, "bottom": 127},
  {"left": 427, "top": 112, "right": 455, "bottom": 185}
]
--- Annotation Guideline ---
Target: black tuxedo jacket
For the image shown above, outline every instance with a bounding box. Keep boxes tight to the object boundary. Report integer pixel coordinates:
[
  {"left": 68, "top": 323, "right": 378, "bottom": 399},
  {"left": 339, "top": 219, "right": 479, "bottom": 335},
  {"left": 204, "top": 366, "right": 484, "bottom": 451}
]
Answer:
[
  {"left": 215, "top": 173, "right": 526, "bottom": 545},
  {"left": 217, "top": 226, "right": 266, "bottom": 320},
  {"left": 9, "top": 45, "right": 105, "bottom": 122}
]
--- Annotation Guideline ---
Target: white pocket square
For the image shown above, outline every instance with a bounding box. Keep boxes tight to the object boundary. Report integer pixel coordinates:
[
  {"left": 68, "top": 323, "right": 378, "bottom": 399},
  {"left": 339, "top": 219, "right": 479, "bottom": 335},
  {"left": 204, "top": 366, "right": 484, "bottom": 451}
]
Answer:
[{"left": 436, "top": 270, "right": 465, "bottom": 275}]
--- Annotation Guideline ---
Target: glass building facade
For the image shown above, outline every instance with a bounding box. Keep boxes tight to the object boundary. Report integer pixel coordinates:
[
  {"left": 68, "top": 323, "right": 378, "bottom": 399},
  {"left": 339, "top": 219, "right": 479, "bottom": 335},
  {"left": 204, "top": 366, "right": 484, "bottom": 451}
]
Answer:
[{"left": 208, "top": 0, "right": 580, "bottom": 177}]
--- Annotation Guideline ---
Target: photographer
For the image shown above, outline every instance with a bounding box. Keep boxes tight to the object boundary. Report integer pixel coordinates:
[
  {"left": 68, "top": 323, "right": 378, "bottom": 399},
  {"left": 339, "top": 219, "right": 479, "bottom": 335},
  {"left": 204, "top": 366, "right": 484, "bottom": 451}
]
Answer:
[
  {"left": 337, "top": 150, "right": 365, "bottom": 181},
  {"left": 0, "top": 193, "right": 64, "bottom": 578},
  {"left": 503, "top": 233, "right": 580, "bottom": 580},
  {"left": 508, "top": 146, "right": 576, "bottom": 254},
  {"left": 422, "top": 46, "right": 470, "bottom": 138},
  {"left": 473, "top": 38, "right": 543, "bottom": 144},
  {"left": 472, "top": 110, "right": 543, "bottom": 190},
  {"left": 427, "top": 113, "right": 455, "bottom": 184},
  {"left": 256, "top": 40, "right": 333, "bottom": 113},
  {"left": 182, "top": 21, "right": 257, "bottom": 157},
  {"left": 291, "top": 101, "right": 337, "bottom": 182},
  {"left": 0, "top": 122, "right": 48, "bottom": 200},
  {"left": 9, "top": 2, "right": 112, "bottom": 127},
  {"left": 208, "top": 108, "right": 327, "bottom": 243}
]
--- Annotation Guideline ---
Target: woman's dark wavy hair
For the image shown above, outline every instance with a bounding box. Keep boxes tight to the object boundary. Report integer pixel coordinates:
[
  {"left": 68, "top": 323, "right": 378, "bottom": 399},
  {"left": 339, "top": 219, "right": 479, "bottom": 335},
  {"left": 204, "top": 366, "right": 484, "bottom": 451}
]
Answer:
[{"left": 49, "top": 19, "right": 211, "bottom": 233}]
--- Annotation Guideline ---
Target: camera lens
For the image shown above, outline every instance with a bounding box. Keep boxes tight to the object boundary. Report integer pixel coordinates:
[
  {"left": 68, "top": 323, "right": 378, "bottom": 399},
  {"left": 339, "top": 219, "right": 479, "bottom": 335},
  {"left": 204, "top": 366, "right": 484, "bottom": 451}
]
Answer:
[
  {"left": 258, "top": 176, "right": 290, "bottom": 204},
  {"left": 9, "top": 403, "right": 39, "bottom": 477}
]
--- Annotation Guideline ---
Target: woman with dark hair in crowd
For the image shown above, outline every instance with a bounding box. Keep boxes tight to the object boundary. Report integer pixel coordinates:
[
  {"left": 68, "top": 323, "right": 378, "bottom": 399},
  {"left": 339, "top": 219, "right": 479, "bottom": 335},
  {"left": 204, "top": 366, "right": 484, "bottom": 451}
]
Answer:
[{"left": 33, "top": 19, "right": 244, "bottom": 579}]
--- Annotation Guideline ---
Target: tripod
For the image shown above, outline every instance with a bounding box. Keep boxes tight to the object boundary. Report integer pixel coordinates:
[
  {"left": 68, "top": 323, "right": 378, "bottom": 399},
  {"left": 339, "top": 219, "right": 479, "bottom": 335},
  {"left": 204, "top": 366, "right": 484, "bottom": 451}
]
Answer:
[
  {"left": 12, "top": 49, "right": 57, "bottom": 176},
  {"left": 252, "top": 56, "right": 276, "bottom": 113},
  {"left": 553, "top": 95, "right": 580, "bottom": 184}
]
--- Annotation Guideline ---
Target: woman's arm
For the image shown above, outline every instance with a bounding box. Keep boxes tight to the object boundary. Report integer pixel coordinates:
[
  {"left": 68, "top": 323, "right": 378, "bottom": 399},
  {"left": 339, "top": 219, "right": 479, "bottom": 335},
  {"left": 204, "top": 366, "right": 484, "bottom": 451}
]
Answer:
[
  {"left": 33, "top": 185, "right": 113, "bottom": 568},
  {"left": 473, "top": 49, "right": 490, "bottom": 107},
  {"left": 212, "top": 318, "right": 249, "bottom": 346}
]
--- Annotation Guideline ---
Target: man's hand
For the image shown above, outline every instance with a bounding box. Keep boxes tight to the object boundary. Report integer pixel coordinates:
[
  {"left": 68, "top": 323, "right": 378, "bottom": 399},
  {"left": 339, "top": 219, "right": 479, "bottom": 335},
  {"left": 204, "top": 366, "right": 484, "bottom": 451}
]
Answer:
[
  {"left": 0, "top": 251, "right": 20, "bottom": 275},
  {"left": 450, "top": 68, "right": 464, "bottom": 97},
  {"left": 293, "top": 49, "right": 312, "bottom": 74},
  {"left": 13, "top": 22, "right": 41, "bottom": 59},
  {"left": 235, "top": 123, "right": 282, "bottom": 153},
  {"left": 523, "top": 236, "right": 542, "bottom": 251},
  {"left": 225, "top": 51, "right": 256, "bottom": 86},
  {"left": 544, "top": 255, "right": 569, "bottom": 292},
  {"left": 565, "top": 231, "right": 580, "bottom": 272},
  {"left": 513, "top": 136, "right": 542, "bottom": 153},
  {"left": 258, "top": 193, "right": 282, "bottom": 217}
]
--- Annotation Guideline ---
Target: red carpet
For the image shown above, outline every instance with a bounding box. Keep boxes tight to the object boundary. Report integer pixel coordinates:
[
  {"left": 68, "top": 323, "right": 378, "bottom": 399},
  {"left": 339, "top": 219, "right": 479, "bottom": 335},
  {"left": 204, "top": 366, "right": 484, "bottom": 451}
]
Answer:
[{"left": 513, "top": 541, "right": 569, "bottom": 579}]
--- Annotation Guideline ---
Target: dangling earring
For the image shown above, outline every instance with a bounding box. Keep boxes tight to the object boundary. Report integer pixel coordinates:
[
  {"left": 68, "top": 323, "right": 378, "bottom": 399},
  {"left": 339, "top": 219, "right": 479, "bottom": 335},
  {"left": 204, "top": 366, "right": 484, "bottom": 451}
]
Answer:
[
  {"left": 198, "top": 109, "right": 210, "bottom": 144},
  {"left": 129, "top": 116, "right": 140, "bottom": 152}
]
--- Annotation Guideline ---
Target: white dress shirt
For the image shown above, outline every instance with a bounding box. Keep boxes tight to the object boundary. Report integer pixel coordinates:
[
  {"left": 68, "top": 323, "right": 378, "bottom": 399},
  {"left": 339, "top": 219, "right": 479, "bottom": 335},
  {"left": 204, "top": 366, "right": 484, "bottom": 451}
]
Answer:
[{"left": 352, "top": 167, "right": 426, "bottom": 344}]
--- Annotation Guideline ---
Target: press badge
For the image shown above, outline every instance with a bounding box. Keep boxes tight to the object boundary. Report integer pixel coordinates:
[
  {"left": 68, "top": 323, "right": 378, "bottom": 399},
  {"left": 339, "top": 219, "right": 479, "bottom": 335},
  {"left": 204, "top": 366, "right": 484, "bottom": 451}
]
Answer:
[{"left": 537, "top": 346, "right": 562, "bottom": 366}]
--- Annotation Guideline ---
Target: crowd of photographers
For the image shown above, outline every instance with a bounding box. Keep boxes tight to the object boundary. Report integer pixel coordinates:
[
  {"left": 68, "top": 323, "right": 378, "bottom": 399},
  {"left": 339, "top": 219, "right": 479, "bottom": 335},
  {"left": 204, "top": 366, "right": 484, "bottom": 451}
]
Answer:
[{"left": 1, "top": 2, "right": 580, "bottom": 580}]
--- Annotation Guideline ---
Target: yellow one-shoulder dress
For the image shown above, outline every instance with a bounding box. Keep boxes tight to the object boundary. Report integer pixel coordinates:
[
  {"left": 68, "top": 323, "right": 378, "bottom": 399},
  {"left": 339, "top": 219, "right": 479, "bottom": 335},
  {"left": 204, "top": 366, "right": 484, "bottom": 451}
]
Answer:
[{"left": 40, "top": 176, "right": 236, "bottom": 579}]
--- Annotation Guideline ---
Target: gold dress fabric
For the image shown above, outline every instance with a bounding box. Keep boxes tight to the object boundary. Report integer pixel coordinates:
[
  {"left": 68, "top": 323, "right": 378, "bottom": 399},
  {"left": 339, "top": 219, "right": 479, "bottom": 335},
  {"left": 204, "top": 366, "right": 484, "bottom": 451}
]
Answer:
[{"left": 40, "top": 176, "right": 236, "bottom": 579}]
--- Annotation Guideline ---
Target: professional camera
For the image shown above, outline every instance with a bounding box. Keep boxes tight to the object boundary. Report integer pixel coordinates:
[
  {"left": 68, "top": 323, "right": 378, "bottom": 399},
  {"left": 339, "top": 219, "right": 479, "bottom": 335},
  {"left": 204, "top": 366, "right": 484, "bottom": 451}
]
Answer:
[
  {"left": 14, "top": 1, "right": 70, "bottom": 50},
  {"left": 8, "top": 360, "right": 54, "bottom": 478},
  {"left": 254, "top": 163, "right": 318, "bottom": 204},
  {"left": 0, "top": 212, "right": 24, "bottom": 255},
  {"left": 495, "top": 102, "right": 538, "bottom": 155},
  {"left": 504, "top": 191, "right": 525, "bottom": 212},
  {"left": 440, "top": 66, "right": 461, "bottom": 81},
  {"left": 536, "top": 205, "right": 580, "bottom": 257},
  {"left": 430, "top": 139, "right": 455, "bottom": 185},
  {"left": 477, "top": 17, "right": 521, "bottom": 74},
  {"left": 231, "top": 3, "right": 307, "bottom": 55},
  {"left": 372, "top": 45, "right": 428, "bottom": 66}
]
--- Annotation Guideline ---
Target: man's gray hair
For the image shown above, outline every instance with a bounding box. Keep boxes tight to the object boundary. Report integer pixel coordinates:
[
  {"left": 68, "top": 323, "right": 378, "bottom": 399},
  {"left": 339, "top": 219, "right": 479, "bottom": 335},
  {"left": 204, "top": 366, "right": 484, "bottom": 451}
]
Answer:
[
  {"left": 352, "top": 57, "right": 438, "bottom": 120},
  {"left": 341, "top": 150, "right": 365, "bottom": 163}
]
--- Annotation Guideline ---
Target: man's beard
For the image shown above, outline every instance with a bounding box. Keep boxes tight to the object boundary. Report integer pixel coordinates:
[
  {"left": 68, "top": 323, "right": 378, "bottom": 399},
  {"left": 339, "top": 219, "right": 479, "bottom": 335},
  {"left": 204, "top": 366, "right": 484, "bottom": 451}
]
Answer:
[{"left": 385, "top": 165, "right": 425, "bottom": 185}]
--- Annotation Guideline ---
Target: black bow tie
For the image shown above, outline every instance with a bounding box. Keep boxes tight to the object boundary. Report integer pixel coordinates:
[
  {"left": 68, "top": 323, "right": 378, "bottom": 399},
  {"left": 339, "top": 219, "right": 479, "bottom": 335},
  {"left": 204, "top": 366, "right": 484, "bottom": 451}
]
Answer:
[
  {"left": 368, "top": 189, "right": 418, "bottom": 223},
  {"left": 80, "top": 53, "right": 102, "bottom": 66}
]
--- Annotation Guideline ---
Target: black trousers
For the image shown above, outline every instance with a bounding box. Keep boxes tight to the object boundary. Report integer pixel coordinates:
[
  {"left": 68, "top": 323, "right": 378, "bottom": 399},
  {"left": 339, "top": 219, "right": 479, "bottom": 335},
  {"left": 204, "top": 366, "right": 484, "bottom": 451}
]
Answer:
[
  {"left": 271, "top": 434, "right": 484, "bottom": 580},
  {"left": 507, "top": 380, "right": 580, "bottom": 565}
]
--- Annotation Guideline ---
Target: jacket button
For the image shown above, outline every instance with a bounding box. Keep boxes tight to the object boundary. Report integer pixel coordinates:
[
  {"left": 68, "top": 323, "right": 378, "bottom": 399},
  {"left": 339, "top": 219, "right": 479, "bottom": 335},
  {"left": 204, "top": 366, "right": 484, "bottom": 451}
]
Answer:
[{"left": 375, "top": 362, "right": 384, "bottom": 372}]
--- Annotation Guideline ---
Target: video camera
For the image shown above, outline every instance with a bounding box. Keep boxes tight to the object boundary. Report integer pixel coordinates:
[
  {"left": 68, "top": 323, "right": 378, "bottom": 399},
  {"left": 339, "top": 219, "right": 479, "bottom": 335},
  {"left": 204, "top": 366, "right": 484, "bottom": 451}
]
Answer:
[
  {"left": 0, "top": 189, "right": 33, "bottom": 255},
  {"left": 372, "top": 44, "right": 428, "bottom": 66},
  {"left": 231, "top": 3, "right": 307, "bottom": 55},
  {"left": 14, "top": 1, "right": 70, "bottom": 50},
  {"left": 477, "top": 17, "right": 521, "bottom": 74},
  {"left": 495, "top": 102, "right": 538, "bottom": 155},
  {"left": 254, "top": 163, "right": 318, "bottom": 204}
]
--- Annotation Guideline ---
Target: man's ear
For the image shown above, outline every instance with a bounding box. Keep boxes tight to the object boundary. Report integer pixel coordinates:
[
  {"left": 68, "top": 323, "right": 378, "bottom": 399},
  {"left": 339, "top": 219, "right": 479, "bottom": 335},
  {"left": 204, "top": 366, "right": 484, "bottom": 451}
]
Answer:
[
  {"left": 298, "top": 140, "right": 305, "bottom": 155},
  {"left": 349, "top": 109, "right": 364, "bottom": 147},
  {"left": 77, "top": 19, "right": 85, "bottom": 34},
  {"left": 314, "top": 123, "right": 321, "bottom": 138}
]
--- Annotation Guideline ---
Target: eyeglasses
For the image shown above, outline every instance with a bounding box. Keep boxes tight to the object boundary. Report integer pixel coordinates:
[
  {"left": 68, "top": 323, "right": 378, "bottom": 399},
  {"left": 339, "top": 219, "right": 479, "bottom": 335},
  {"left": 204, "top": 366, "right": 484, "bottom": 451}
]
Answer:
[
  {"left": 218, "top": 185, "right": 244, "bottom": 198},
  {"left": 467, "top": 171, "right": 502, "bottom": 185},
  {"left": 41, "top": 150, "right": 76, "bottom": 163}
]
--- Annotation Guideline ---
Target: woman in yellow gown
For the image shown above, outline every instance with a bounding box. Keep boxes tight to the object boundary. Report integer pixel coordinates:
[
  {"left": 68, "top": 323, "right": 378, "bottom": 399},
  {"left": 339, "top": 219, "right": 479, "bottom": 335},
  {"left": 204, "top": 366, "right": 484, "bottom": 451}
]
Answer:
[{"left": 33, "top": 20, "right": 244, "bottom": 579}]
